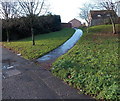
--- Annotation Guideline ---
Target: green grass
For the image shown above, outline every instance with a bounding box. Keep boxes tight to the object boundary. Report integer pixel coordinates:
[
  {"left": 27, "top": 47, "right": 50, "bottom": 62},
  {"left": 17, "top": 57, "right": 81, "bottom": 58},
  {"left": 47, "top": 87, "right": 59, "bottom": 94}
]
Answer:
[
  {"left": 52, "top": 24, "right": 119, "bottom": 100},
  {"left": 88, "top": 24, "right": 120, "bottom": 34},
  {"left": 2, "top": 28, "right": 74, "bottom": 60}
]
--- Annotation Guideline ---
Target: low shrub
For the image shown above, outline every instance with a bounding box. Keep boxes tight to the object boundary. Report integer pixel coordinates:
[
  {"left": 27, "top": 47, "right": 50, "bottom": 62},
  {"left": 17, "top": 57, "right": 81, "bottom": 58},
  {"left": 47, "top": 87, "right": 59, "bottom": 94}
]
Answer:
[{"left": 2, "top": 15, "right": 61, "bottom": 41}]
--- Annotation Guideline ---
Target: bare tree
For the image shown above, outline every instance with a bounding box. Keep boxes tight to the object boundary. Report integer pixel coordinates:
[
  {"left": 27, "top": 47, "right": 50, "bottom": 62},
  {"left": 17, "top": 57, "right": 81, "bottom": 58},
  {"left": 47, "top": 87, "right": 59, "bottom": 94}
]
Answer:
[
  {"left": 18, "top": 0, "right": 49, "bottom": 45},
  {"left": 0, "top": 0, "right": 20, "bottom": 42},
  {"left": 79, "top": 3, "right": 95, "bottom": 33},
  {"left": 98, "top": 0, "right": 118, "bottom": 34},
  {"left": 79, "top": 4, "right": 94, "bottom": 26}
]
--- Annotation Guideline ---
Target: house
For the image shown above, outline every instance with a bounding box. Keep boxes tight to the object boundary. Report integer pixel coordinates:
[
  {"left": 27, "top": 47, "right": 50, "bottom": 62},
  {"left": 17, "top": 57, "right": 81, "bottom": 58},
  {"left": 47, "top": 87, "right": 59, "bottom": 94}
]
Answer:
[
  {"left": 89, "top": 10, "right": 118, "bottom": 26},
  {"left": 68, "top": 18, "right": 82, "bottom": 28}
]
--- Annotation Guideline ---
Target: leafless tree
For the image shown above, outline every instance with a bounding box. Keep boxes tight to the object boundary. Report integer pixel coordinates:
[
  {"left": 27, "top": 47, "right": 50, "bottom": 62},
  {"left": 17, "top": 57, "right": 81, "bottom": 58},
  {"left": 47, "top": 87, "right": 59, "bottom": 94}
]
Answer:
[
  {"left": 18, "top": 0, "right": 49, "bottom": 45},
  {"left": 79, "top": 3, "right": 95, "bottom": 33},
  {"left": 98, "top": 0, "right": 118, "bottom": 34},
  {"left": 0, "top": 0, "right": 20, "bottom": 42},
  {"left": 80, "top": 4, "right": 93, "bottom": 26}
]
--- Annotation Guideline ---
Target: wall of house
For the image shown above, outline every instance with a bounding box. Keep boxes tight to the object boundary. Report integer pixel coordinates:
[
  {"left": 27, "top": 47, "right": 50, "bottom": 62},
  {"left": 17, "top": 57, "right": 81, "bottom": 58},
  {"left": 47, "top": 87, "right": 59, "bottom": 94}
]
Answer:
[
  {"left": 91, "top": 18, "right": 109, "bottom": 26},
  {"left": 91, "top": 17, "right": 119, "bottom": 26},
  {"left": 69, "top": 20, "right": 81, "bottom": 28},
  {"left": 61, "top": 23, "right": 72, "bottom": 28},
  {"left": 118, "top": 17, "right": 120, "bottom": 24}
]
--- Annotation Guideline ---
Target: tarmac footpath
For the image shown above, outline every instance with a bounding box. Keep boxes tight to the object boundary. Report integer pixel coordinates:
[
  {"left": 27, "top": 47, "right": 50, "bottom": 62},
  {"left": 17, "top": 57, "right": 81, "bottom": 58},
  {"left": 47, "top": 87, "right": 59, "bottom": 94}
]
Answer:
[{"left": 1, "top": 46, "right": 93, "bottom": 100}]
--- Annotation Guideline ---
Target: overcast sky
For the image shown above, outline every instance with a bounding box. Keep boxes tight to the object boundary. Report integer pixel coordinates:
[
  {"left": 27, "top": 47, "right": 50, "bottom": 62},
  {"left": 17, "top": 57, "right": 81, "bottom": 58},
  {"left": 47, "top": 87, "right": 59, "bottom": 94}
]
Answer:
[
  {"left": 48, "top": 0, "right": 119, "bottom": 23},
  {"left": 1, "top": 0, "right": 119, "bottom": 23},
  {"left": 48, "top": 0, "right": 95, "bottom": 23}
]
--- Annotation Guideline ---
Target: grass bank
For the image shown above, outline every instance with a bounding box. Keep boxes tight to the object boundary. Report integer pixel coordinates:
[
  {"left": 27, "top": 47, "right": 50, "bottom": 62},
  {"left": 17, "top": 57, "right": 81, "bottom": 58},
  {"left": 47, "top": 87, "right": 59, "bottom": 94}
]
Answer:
[
  {"left": 52, "top": 24, "right": 119, "bottom": 100},
  {"left": 88, "top": 24, "right": 120, "bottom": 34},
  {"left": 2, "top": 28, "right": 74, "bottom": 60}
]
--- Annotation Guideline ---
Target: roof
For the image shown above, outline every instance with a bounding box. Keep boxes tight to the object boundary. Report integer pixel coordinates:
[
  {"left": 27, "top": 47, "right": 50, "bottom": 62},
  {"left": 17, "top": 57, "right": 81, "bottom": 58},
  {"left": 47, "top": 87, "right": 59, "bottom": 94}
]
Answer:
[
  {"left": 89, "top": 10, "right": 118, "bottom": 19},
  {"left": 68, "top": 18, "right": 81, "bottom": 23}
]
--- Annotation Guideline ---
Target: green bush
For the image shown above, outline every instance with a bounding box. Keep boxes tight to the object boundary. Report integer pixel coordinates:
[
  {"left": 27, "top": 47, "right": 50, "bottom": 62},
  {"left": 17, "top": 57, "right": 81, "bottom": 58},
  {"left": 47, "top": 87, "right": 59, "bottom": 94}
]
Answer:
[{"left": 2, "top": 15, "right": 61, "bottom": 41}]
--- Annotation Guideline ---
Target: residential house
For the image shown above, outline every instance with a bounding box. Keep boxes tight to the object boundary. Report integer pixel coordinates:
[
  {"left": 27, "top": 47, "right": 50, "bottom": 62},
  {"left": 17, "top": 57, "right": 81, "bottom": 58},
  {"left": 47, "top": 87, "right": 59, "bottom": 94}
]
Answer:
[
  {"left": 89, "top": 10, "right": 118, "bottom": 26},
  {"left": 68, "top": 18, "right": 82, "bottom": 28}
]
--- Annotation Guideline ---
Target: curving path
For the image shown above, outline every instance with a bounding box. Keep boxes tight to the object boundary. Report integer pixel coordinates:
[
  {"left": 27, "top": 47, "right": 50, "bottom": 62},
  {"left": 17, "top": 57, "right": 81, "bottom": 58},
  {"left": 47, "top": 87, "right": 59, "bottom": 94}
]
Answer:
[{"left": 37, "top": 29, "right": 83, "bottom": 66}]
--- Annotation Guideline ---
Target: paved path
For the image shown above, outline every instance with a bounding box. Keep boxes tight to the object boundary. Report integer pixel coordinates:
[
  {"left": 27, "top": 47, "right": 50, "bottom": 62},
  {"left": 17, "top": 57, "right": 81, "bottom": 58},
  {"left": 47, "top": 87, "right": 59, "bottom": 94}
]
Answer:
[
  {"left": 37, "top": 29, "right": 83, "bottom": 70},
  {"left": 2, "top": 46, "right": 93, "bottom": 99}
]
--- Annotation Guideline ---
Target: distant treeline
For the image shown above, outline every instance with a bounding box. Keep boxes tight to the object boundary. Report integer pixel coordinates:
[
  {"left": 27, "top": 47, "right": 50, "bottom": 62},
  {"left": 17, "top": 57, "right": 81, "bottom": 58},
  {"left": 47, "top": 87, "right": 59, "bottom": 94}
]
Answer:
[{"left": 2, "top": 15, "right": 61, "bottom": 41}]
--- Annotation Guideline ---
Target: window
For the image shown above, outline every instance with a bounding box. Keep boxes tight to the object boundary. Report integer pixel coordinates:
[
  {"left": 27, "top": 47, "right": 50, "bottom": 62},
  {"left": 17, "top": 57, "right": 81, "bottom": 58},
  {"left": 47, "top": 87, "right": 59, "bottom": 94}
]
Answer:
[
  {"left": 107, "top": 14, "right": 110, "bottom": 17},
  {"left": 97, "top": 14, "right": 101, "bottom": 17}
]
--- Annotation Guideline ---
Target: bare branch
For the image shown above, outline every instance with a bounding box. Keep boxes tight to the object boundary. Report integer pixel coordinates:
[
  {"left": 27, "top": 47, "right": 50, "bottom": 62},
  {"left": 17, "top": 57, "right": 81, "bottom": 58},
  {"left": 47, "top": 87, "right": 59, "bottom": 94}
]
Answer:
[
  {"left": 37, "top": 0, "right": 45, "bottom": 15},
  {"left": 79, "top": 3, "right": 95, "bottom": 25},
  {"left": 18, "top": 0, "right": 29, "bottom": 15},
  {"left": 34, "top": 0, "right": 39, "bottom": 14}
]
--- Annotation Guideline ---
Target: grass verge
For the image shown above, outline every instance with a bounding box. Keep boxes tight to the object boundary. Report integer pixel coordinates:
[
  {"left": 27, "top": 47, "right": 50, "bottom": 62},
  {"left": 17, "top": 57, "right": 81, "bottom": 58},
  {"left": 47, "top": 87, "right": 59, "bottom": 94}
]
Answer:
[
  {"left": 2, "top": 28, "right": 74, "bottom": 60},
  {"left": 52, "top": 24, "right": 119, "bottom": 100}
]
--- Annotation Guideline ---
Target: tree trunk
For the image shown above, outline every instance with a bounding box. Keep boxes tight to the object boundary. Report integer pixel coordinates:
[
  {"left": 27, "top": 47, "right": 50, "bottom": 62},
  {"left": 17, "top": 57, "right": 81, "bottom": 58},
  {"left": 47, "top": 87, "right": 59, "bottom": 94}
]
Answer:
[
  {"left": 86, "top": 20, "right": 90, "bottom": 34},
  {"left": 112, "top": 23, "right": 116, "bottom": 34},
  {"left": 7, "top": 30, "right": 9, "bottom": 42},
  {"left": 31, "top": 27, "right": 35, "bottom": 45},
  {"left": 87, "top": 23, "right": 90, "bottom": 34},
  {"left": 87, "top": 26, "right": 89, "bottom": 34},
  {"left": 109, "top": 16, "right": 116, "bottom": 34}
]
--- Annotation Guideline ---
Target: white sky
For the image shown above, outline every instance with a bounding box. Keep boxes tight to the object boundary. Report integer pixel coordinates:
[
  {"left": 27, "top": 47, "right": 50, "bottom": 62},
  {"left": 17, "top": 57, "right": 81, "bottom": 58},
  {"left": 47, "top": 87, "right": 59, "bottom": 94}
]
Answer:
[
  {"left": 48, "top": 0, "right": 95, "bottom": 23},
  {"left": 1, "top": 0, "right": 119, "bottom": 22}
]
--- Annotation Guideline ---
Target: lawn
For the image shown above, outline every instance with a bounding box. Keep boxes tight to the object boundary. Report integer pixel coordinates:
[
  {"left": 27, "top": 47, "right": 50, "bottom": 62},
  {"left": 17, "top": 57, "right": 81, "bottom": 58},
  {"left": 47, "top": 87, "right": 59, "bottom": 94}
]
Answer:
[
  {"left": 52, "top": 24, "right": 119, "bottom": 100},
  {"left": 2, "top": 28, "right": 74, "bottom": 60},
  {"left": 88, "top": 24, "right": 120, "bottom": 34}
]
